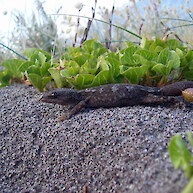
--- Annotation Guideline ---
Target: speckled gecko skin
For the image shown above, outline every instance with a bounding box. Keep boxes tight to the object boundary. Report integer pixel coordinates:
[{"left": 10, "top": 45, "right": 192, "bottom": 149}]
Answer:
[{"left": 40, "top": 81, "right": 193, "bottom": 120}]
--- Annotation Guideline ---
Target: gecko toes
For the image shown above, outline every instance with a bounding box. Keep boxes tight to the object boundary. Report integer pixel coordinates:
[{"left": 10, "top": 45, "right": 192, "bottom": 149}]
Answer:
[{"left": 58, "top": 113, "right": 72, "bottom": 121}]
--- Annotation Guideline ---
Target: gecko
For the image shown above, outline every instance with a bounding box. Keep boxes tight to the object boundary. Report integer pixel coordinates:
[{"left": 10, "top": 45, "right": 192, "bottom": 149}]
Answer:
[{"left": 40, "top": 81, "right": 193, "bottom": 121}]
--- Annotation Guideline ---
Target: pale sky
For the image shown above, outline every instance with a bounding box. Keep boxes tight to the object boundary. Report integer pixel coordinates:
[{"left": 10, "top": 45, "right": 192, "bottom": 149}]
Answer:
[
  {"left": 0, "top": 0, "right": 130, "bottom": 36},
  {"left": 0, "top": 0, "right": 192, "bottom": 43}
]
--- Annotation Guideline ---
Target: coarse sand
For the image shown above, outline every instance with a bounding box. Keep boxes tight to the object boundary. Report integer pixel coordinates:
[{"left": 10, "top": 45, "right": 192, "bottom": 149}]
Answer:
[{"left": 0, "top": 84, "right": 192, "bottom": 193}]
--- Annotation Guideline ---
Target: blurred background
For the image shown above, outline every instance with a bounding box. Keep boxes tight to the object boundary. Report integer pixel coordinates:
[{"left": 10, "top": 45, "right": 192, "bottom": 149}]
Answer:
[{"left": 0, "top": 0, "right": 192, "bottom": 62}]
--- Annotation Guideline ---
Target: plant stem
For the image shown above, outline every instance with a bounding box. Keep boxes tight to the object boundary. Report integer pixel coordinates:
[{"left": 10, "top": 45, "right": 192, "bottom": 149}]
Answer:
[
  {"left": 50, "top": 13, "right": 142, "bottom": 39},
  {"left": 182, "top": 177, "right": 193, "bottom": 193},
  {"left": 0, "top": 43, "right": 28, "bottom": 60},
  {"left": 160, "top": 17, "right": 193, "bottom": 23}
]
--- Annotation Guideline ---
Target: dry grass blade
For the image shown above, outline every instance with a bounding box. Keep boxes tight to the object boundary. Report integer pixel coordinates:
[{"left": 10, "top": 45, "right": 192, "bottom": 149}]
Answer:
[{"left": 80, "top": 0, "right": 97, "bottom": 44}]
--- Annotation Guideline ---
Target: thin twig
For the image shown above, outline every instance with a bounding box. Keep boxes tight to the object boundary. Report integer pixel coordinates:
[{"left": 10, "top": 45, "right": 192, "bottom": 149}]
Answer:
[
  {"left": 106, "top": 5, "right": 115, "bottom": 49},
  {"left": 138, "top": 23, "right": 143, "bottom": 45},
  {"left": 80, "top": 0, "right": 97, "bottom": 44},
  {"left": 188, "top": 13, "right": 193, "bottom": 20},
  {"left": 73, "top": 6, "right": 83, "bottom": 47}
]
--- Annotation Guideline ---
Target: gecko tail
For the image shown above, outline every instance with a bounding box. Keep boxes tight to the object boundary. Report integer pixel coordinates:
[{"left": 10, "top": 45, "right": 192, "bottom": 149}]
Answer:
[{"left": 161, "top": 81, "right": 193, "bottom": 96}]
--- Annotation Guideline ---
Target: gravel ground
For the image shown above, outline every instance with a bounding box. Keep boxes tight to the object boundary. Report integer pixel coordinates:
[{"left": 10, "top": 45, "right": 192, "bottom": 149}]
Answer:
[{"left": 0, "top": 84, "right": 192, "bottom": 193}]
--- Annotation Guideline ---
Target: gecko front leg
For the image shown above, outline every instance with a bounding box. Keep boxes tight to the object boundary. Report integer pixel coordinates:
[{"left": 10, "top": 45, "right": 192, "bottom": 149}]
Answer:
[{"left": 58, "top": 96, "right": 91, "bottom": 121}]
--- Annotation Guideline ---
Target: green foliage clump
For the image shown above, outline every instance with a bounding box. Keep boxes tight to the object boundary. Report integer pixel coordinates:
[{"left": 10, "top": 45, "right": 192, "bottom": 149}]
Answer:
[
  {"left": 120, "top": 37, "right": 193, "bottom": 86},
  {"left": 0, "top": 37, "right": 193, "bottom": 91},
  {"left": 1, "top": 48, "right": 52, "bottom": 91},
  {"left": 169, "top": 131, "right": 193, "bottom": 193}
]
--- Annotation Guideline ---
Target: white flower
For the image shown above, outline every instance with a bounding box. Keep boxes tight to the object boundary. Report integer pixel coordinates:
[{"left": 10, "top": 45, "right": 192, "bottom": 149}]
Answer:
[{"left": 75, "top": 2, "right": 84, "bottom": 11}]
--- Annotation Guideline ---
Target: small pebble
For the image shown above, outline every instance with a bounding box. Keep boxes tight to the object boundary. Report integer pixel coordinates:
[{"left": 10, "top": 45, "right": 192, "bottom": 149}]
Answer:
[{"left": 182, "top": 88, "right": 193, "bottom": 102}]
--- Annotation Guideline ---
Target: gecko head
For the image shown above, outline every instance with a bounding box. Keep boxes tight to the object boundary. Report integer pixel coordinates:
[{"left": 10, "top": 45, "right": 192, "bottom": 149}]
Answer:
[{"left": 40, "top": 88, "right": 82, "bottom": 105}]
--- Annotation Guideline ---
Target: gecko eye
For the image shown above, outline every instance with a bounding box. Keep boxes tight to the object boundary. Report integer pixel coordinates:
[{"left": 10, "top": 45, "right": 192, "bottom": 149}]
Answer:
[
  {"left": 49, "top": 91, "right": 58, "bottom": 98},
  {"left": 51, "top": 92, "right": 57, "bottom": 96}
]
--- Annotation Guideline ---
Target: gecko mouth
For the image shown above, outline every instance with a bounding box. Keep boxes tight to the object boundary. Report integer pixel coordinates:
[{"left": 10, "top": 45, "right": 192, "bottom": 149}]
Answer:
[
  {"left": 40, "top": 96, "right": 46, "bottom": 102},
  {"left": 40, "top": 96, "right": 49, "bottom": 102},
  {"left": 40, "top": 97, "right": 56, "bottom": 104}
]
